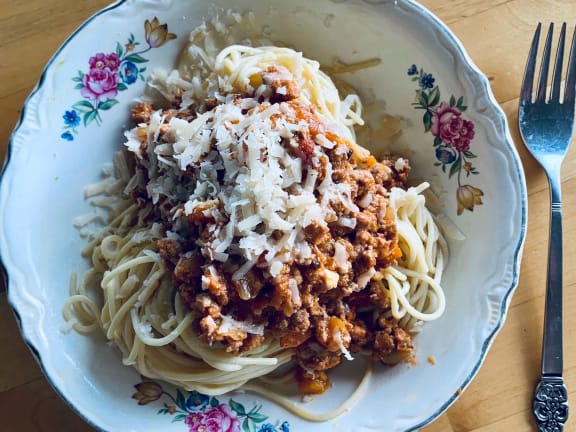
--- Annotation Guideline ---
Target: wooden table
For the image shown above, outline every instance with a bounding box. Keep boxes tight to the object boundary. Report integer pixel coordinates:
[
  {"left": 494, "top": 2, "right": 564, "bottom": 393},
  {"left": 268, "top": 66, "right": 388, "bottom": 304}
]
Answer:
[{"left": 1, "top": 1, "right": 575, "bottom": 431}]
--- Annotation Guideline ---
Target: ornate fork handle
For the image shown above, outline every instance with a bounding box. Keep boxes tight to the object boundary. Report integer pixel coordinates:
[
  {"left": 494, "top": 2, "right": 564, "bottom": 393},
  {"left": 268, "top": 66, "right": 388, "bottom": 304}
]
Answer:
[
  {"left": 534, "top": 376, "right": 569, "bottom": 431},
  {"left": 532, "top": 165, "right": 568, "bottom": 431}
]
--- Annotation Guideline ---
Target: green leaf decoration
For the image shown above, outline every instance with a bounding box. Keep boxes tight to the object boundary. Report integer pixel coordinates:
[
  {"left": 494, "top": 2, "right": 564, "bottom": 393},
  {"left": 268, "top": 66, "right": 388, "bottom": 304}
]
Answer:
[
  {"left": 125, "top": 53, "right": 149, "bottom": 64},
  {"left": 99, "top": 99, "right": 119, "bottom": 110},
  {"left": 433, "top": 136, "right": 442, "bottom": 146},
  {"left": 117, "top": 83, "right": 128, "bottom": 91},
  {"left": 73, "top": 100, "right": 95, "bottom": 113},
  {"left": 428, "top": 86, "right": 440, "bottom": 107},
  {"left": 449, "top": 156, "right": 462, "bottom": 178},
  {"left": 83, "top": 110, "right": 98, "bottom": 127},
  {"left": 173, "top": 414, "right": 187, "bottom": 423},
  {"left": 175, "top": 390, "right": 186, "bottom": 410},
  {"left": 116, "top": 41, "right": 123, "bottom": 58},
  {"left": 449, "top": 95, "right": 456, "bottom": 107},
  {"left": 463, "top": 150, "right": 477, "bottom": 158},
  {"left": 419, "top": 90, "right": 429, "bottom": 108},
  {"left": 423, "top": 111, "right": 432, "bottom": 132},
  {"left": 248, "top": 412, "right": 268, "bottom": 423},
  {"left": 247, "top": 403, "right": 262, "bottom": 415},
  {"left": 74, "top": 83, "right": 84, "bottom": 90},
  {"left": 242, "top": 418, "right": 251, "bottom": 432},
  {"left": 229, "top": 399, "right": 246, "bottom": 415},
  {"left": 210, "top": 397, "right": 219, "bottom": 407}
]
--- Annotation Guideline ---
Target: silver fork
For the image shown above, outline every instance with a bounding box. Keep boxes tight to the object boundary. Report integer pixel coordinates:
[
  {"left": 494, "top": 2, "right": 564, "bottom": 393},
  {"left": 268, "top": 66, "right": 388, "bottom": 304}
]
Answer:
[{"left": 519, "top": 22, "right": 575, "bottom": 432}]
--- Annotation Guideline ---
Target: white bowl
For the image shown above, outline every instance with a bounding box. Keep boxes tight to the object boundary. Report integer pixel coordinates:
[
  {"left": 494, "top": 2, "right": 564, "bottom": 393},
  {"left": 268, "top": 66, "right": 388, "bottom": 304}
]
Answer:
[{"left": 0, "top": 0, "right": 527, "bottom": 431}]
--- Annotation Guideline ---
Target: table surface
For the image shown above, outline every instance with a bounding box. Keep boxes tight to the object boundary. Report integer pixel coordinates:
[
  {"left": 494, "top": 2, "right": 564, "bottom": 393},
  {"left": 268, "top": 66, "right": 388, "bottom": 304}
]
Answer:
[{"left": 1, "top": 1, "right": 575, "bottom": 431}]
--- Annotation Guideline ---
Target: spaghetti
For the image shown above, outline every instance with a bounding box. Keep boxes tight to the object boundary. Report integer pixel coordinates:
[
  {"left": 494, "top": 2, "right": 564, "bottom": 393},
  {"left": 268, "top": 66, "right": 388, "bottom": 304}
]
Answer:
[{"left": 64, "top": 14, "right": 447, "bottom": 421}]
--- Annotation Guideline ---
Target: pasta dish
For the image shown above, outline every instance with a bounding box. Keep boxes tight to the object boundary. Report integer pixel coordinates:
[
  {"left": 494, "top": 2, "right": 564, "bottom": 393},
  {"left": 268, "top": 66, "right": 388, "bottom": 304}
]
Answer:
[{"left": 63, "top": 14, "right": 447, "bottom": 421}]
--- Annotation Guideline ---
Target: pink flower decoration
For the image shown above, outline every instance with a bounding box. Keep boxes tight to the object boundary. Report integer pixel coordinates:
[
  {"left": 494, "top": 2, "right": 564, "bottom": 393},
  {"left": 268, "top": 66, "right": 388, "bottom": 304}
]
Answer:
[
  {"left": 452, "top": 118, "right": 475, "bottom": 152},
  {"left": 430, "top": 101, "right": 475, "bottom": 152},
  {"left": 81, "top": 67, "right": 118, "bottom": 101},
  {"left": 104, "top": 53, "right": 121, "bottom": 71},
  {"left": 185, "top": 404, "right": 241, "bottom": 432},
  {"left": 88, "top": 52, "right": 121, "bottom": 72}
]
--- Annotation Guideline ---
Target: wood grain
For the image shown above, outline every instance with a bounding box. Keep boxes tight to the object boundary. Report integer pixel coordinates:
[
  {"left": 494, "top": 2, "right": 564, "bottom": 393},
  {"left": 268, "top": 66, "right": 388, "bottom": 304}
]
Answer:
[{"left": 1, "top": 0, "right": 575, "bottom": 431}]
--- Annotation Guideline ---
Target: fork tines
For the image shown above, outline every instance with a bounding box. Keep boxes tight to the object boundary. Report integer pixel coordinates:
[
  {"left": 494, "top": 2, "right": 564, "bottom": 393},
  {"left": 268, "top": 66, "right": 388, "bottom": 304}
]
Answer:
[{"left": 521, "top": 23, "right": 576, "bottom": 105}]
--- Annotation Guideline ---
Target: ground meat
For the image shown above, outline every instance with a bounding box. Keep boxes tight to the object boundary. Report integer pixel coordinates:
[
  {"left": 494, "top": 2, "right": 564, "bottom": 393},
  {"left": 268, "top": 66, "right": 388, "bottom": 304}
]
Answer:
[
  {"left": 349, "top": 318, "right": 372, "bottom": 352},
  {"left": 293, "top": 131, "right": 316, "bottom": 163},
  {"left": 193, "top": 292, "right": 267, "bottom": 354},
  {"left": 300, "top": 289, "right": 325, "bottom": 317},
  {"left": 202, "top": 266, "right": 230, "bottom": 306},
  {"left": 176, "top": 282, "right": 196, "bottom": 307},
  {"left": 195, "top": 293, "right": 221, "bottom": 317},
  {"left": 259, "top": 65, "right": 301, "bottom": 102},
  {"left": 355, "top": 210, "right": 378, "bottom": 231},
  {"left": 296, "top": 342, "right": 343, "bottom": 371},
  {"left": 186, "top": 199, "right": 224, "bottom": 225},
  {"left": 372, "top": 317, "right": 414, "bottom": 365},
  {"left": 369, "top": 282, "right": 392, "bottom": 309},
  {"left": 157, "top": 238, "right": 181, "bottom": 268},
  {"left": 199, "top": 315, "right": 219, "bottom": 338},
  {"left": 131, "top": 102, "right": 154, "bottom": 124},
  {"left": 269, "top": 275, "right": 296, "bottom": 316},
  {"left": 280, "top": 330, "right": 311, "bottom": 348},
  {"left": 290, "top": 307, "right": 311, "bottom": 333},
  {"left": 240, "top": 334, "right": 266, "bottom": 353},
  {"left": 221, "top": 330, "right": 249, "bottom": 354},
  {"left": 173, "top": 253, "right": 203, "bottom": 284},
  {"left": 315, "top": 316, "right": 351, "bottom": 352},
  {"left": 304, "top": 221, "right": 331, "bottom": 245},
  {"left": 379, "top": 156, "right": 411, "bottom": 189},
  {"left": 369, "top": 160, "right": 393, "bottom": 185},
  {"left": 327, "top": 144, "right": 353, "bottom": 170},
  {"left": 133, "top": 79, "right": 414, "bottom": 395},
  {"left": 349, "top": 169, "right": 376, "bottom": 199}
]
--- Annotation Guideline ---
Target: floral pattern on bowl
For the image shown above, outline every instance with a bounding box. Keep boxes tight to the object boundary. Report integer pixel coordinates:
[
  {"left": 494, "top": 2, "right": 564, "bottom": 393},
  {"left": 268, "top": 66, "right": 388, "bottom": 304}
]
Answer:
[
  {"left": 133, "top": 380, "right": 290, "bottom": 432},
  {"left": 60, "top": 17, "right": 176, "bottom": 141},
  {"left": 408, "top": 64, "right": 484, "bottom": 215}
]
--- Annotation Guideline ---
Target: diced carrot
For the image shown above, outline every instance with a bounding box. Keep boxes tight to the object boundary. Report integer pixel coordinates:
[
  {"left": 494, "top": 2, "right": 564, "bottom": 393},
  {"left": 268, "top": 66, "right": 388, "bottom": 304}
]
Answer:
[{"left": 296, "top": 370, "right": 330, "bottom": 395}]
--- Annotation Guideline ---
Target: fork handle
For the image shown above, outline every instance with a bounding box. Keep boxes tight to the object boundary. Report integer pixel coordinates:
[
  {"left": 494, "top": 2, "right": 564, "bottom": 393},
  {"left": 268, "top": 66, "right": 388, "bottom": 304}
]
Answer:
[
  {"left": 532, "top": 171, "right": 568, "bottom": 431},
  {"left": 541, "top": 173, "right": 564, "bottom": 377},
  {"left": 533, "top": 376, "right": 568, "bottom": 431}
]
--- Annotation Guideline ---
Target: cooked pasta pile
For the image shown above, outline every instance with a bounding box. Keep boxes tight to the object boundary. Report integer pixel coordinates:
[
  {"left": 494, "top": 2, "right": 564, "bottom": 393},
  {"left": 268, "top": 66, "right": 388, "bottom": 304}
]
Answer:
[{"left": 63, "top": 12, "right": 447, "bottom": 421}]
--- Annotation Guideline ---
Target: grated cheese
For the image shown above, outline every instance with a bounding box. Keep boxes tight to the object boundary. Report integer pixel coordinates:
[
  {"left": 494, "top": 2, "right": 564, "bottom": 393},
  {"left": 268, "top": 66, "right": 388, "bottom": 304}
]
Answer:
[
  {"left": 333, "top": 329, "right": 354, "bottom": 361},
  {"left": 219, "top": 314, "right": 264, "bottom": 336},
  {"left": 131, "top": 88, "right": 357, "bottom": 275}
]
